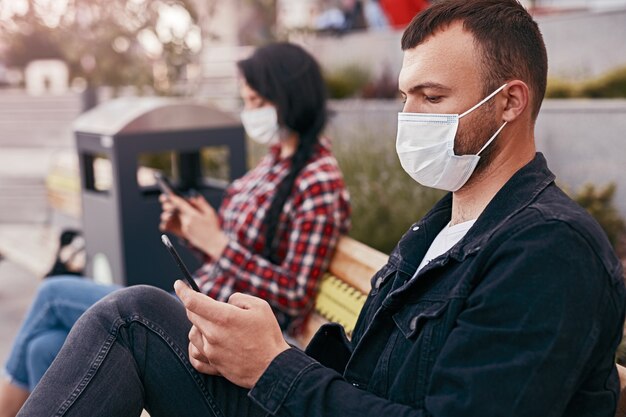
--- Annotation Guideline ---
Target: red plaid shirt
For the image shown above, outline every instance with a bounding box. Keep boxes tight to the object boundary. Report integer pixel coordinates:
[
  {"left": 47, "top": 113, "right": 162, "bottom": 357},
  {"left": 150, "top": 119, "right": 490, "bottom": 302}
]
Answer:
[{"left": 193, "top": 138, "right": 350, "bottom": 334}]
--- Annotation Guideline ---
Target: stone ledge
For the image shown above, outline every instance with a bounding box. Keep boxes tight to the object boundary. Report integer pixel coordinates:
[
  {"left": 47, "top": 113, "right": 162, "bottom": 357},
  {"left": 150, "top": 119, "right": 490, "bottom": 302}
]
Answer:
[{"left": 0, "top": 224, "right": 59, "bottom": 278}]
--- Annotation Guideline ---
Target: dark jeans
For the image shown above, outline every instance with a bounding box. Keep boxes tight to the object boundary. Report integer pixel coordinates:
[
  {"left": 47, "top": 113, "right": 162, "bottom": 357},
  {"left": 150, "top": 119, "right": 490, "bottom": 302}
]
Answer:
[{"left": 17, "top": 286, "right": 267, "bottom": 417}]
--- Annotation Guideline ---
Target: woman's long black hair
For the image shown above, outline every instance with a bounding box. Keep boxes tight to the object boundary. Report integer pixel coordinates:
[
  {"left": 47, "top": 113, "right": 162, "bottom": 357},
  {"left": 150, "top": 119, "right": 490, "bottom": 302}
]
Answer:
[{"left": 237, "top": 43, "right": 328, "bottom": 263}]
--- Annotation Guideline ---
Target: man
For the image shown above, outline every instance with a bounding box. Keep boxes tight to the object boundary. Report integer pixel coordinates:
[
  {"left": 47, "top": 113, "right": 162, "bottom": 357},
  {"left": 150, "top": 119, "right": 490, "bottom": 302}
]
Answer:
[{"left": 18, "top": 1, "right": 625, "bottom": 416}]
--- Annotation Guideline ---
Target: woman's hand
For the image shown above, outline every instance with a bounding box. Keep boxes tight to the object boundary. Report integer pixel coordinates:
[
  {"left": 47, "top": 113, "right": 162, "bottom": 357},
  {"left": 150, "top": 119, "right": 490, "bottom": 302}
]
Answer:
[
  {"left": 159, "top": 194, "right": 183, "bottom": 237},
  {"left": 159, "top": 193, "right": 229, "bottom": 259}
]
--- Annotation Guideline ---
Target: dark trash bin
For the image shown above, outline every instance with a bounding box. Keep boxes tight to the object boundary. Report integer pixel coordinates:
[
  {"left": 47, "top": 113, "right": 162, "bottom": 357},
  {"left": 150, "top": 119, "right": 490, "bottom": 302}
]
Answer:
[{"left": 73, "top": 97, "right": 246, "bottom": 290}]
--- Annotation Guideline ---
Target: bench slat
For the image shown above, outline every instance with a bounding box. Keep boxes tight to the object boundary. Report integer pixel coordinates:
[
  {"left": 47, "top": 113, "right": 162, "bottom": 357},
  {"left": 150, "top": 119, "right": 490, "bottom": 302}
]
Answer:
[
  {"left": 296, "top": 237, "right": 388, "bottom": 347},
  {"left": 328, "top": 237, "right": 388, "bottom": 294}
]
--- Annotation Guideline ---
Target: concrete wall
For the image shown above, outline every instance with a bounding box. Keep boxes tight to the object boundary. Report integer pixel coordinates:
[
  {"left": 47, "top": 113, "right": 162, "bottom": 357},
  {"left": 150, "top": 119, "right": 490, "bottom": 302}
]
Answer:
[
  {"left": 535, "top": 99, "right": 626, "bottom": 212},
  {"left": 539, "top": 8, "right": 626, "bottom": 79},
  {"left": 295, "top": 30, "right": 403, "bottom": 80},
  {"left": 327, "top": 99, "right": 626, "bottom": 217},
  {"left": 299, "top": 7, "right": 626, "bottom": 81}
]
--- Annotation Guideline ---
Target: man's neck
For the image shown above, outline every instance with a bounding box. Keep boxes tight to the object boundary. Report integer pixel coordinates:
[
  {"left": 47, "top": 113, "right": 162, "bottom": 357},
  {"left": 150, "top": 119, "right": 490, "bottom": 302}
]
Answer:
[{"left": 450, "top": 139, "right": 536, "bottom": 226}]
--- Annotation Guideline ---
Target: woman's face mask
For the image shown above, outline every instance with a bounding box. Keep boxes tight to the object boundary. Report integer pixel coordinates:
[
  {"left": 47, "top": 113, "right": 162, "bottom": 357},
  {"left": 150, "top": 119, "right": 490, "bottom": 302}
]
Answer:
[
  {"left": 395, "top": 83, "right": 508, "bottom": 192},
  {"left": 240, "top": 106, "right": 279, "bottom": 145}
]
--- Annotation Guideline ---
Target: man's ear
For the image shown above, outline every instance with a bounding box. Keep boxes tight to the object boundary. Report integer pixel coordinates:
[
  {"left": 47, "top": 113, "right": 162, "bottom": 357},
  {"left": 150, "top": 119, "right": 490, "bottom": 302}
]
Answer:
[{"left": 501, "top": 80, "right": 530, "bottom": 123}]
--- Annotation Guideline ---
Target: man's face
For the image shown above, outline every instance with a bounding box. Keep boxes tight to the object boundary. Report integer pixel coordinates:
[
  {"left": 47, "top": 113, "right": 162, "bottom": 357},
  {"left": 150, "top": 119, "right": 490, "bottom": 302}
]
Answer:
[{"left": 398, "top": 22, "right": 500, "bottom": 159}]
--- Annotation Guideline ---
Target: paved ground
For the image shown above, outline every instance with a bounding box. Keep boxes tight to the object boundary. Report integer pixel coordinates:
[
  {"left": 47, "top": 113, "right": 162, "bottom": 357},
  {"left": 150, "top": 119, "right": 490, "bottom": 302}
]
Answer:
[
  {"left": 0, "top": 223, "right": 57, "bottom": 366},
  {"left": 0, "top": 259, "right": 40, "bottom": 365},
  {"left": 0, "top": 89, "right": 79, "bottom": 369}
]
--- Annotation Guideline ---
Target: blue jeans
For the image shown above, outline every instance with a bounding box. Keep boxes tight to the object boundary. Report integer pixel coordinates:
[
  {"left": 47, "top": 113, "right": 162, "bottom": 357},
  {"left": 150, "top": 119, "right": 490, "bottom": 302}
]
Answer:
[
  {"left": 3, "top": 276, "right": 120, "bottom": 391},
  {"left": 17, "top": 286, "right": 266, "bottom": 416},
  {"left": 18, "top": 285, "right": 266, "bottom": 417}
]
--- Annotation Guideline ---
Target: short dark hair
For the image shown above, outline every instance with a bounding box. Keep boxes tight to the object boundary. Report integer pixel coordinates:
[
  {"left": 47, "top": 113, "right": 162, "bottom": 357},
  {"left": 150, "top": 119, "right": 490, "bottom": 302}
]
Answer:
[
  {"left": 401, "top": 0, "right": 547, "bottom": 120},
  {"left": 237, "top": 43, "right": 327, "bottom": 263}
]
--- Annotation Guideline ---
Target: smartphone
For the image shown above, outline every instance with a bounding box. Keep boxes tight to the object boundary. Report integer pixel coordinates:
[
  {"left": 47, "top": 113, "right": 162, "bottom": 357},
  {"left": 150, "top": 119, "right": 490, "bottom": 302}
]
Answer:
[
  {"left": 154, "top": 171, "right": 180, "bottom": 197},
  {"left": 161, "top": 234, "right": 201, "bottom": 292}
]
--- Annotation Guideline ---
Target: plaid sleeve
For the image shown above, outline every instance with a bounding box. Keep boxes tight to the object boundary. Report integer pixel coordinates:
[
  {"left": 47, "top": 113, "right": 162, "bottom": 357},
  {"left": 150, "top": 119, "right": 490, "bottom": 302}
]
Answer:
[{"left": 216, "top": 168, "right": 349, "bottom": 320}]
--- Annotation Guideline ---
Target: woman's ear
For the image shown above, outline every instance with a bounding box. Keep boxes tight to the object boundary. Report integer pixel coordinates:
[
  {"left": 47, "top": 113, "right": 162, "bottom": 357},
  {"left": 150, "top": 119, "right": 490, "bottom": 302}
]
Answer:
[{"left": 501, "top": 80, "right": 530, "bottom": 123}]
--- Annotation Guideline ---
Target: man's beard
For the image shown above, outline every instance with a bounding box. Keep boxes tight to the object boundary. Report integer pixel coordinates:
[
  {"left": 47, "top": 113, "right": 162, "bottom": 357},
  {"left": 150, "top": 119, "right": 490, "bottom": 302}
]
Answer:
[{"left": 453, "top": 100, "right": 501, "bottom": 177}]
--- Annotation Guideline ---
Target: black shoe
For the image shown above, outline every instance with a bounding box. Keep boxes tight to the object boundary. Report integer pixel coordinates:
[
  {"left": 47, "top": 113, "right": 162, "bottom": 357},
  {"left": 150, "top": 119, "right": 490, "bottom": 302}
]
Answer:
[{"left": 44, "top": 229, "right": 85, "bottom": 278}]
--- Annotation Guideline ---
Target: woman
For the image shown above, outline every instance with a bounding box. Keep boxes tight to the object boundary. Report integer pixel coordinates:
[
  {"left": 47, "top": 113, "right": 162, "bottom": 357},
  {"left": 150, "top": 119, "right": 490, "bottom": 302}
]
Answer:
[{"left": 1, "top": 42, "right": 350, "bottom": 417}]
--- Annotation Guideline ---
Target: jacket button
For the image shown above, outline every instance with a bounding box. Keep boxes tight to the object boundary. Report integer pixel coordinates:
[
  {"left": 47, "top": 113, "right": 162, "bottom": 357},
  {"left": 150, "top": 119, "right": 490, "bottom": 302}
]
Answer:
[
  {"left": 352, "top": 382, "right": 360, "bottom": 388},
  {"left": 375, "top": 276, "right": 384, "bottom": 289},
  {"left": 410, "top": 316, "right": 419, "bottom": 331},
  {"left": 412, "top": 226, "right": 420, "bottom": 231}
]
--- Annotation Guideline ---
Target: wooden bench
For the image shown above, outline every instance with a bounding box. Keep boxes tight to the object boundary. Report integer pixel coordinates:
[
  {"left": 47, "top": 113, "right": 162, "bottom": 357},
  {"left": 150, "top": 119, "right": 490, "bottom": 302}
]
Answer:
[{"left": 295, "top": 236, "right": 388, "bottom": 347}]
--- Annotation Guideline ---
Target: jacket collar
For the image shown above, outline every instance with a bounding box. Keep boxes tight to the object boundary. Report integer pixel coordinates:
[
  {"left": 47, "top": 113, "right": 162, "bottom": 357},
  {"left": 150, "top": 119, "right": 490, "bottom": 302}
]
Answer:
[{"left": 395, "top": 153, "right": 556, "bottom": 268}]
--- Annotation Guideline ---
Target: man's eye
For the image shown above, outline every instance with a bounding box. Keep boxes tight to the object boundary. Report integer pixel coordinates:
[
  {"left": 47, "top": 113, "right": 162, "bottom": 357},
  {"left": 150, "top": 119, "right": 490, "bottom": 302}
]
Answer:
[{"left": 425, "top": 96, "right": 442, "bottom": 103}]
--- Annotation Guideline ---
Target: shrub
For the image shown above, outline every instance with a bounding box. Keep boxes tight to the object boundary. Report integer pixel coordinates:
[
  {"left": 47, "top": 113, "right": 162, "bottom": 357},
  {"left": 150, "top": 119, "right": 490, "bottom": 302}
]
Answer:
[
  {"left": 361, "top": 67, "right": 399, "bottom": 100},
  {"left": 545, "top": 66, "right": 626, "bottom": 99},
  {"left": 545, "top": 78, "right": 577, "bottom": 98},
  {"left": 324, "top": 65, "right": 371, "bottom": 99},
  {"left": 335, "top": 142, "right": 626, "bottom": 254},
  {"left": 333, "top": 136, "right": 444, "bottom": 254},
  {"left": 580, "top": 67, "right": 626, "bottom": 98},
  {"left": 571, "top": 182, "right": 626, "bottom": 248}
]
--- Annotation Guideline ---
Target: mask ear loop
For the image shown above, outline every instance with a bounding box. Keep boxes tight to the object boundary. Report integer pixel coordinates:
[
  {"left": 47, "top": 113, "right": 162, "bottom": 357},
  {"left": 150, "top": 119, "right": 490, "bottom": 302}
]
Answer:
[
  {"left": 476, "top": 121, "right": 508, "bottom": 156},
  {"left": 459, "top": 83, "right": 508, "bottom": 118}
]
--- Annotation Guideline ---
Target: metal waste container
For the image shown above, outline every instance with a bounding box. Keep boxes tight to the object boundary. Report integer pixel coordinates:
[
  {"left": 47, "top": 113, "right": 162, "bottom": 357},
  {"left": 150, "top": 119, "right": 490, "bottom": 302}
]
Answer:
[{"left": 73, "top": 97, "right": 246, "bottom": 290}]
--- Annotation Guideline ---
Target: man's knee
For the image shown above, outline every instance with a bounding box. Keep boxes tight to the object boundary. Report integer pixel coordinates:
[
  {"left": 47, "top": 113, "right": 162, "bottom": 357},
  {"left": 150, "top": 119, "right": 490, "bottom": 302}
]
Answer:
[{"left": 92, "top": 285, "right": 175, "bottom": 319}]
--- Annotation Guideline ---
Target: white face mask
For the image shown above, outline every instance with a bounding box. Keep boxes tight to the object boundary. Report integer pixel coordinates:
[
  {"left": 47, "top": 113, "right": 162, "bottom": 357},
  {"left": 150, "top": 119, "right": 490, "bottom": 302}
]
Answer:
[
  {"left": 240, "top": 106, "right": 279, "bottom": 145},
  {"left": 396, "top": 83, "right": 508, "bottom": 192}
]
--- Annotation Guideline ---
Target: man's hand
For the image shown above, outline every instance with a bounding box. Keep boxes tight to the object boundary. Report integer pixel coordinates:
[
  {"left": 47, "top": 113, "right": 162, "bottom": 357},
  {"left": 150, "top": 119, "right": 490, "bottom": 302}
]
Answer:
[
  {"left": 159, "top": 193, "right": 229, "bottom": 259},
  {"left": 174, "top": 280, "right": 291, "bottom": 389}
]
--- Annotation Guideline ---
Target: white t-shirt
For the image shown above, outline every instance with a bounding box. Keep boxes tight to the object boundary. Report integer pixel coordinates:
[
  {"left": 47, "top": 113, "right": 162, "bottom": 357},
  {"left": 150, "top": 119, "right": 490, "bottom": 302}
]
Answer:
[{"left": 414, "top": 219, "right": 477, "bottom": 277}]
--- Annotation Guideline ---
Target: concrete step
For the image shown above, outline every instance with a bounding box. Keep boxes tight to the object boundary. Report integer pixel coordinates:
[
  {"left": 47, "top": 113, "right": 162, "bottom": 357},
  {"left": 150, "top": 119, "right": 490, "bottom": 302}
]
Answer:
[
  {"left": 0, "top": 110, "right": 80, "bottom": 120},
  {"left": 0, "top": 177, "right": 48, "bottom": 223},
  {"left": 0, "top": 124, "right": 74, "bottom": 147},
  {"left": 0, "top": 90, "right": 80, "bottom": 148},
  {"left": 0, "top": 203, "right": 48, "bottom": 223}
]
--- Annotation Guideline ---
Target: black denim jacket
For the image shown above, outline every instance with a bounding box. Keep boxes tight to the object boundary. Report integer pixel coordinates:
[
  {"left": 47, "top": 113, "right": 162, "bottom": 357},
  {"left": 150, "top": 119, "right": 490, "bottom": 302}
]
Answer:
[{"left": 250, "top": 153, "right": 626, "bottom": 417}]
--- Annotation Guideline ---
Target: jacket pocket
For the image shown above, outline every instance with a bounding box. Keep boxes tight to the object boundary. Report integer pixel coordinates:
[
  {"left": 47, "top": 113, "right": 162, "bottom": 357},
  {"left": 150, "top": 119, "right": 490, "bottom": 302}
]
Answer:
[
  {"left": 392, "top": 300, "right": 448, "bottom": 339},
  {"left": 368, "top": 264, "right": 396, "bottom": 297},
  {"left": 387, "top": 300, "right": 450, "bottom": 408}
]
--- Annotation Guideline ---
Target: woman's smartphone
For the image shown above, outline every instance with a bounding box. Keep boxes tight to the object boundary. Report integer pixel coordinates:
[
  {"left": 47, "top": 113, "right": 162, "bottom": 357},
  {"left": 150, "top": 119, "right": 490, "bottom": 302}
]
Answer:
[
  {"left": 154, "top": 171, "right": 180, "bottom": 197},
  {"left": 161, "top": 234, "right": 200, "bottom": 292}
]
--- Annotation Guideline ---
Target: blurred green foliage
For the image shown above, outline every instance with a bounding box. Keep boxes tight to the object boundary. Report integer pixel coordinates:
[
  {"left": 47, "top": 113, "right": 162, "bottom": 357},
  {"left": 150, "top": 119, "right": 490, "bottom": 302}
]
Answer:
[
  {"left": 545, "top": 78, "right": 576, "bottom": 99},
  {"left": 571, "top": 182, "right": 626, "bottom": 248},
  {"left": 546, "top": 66, "right": 626, "bottom": 99},
  {"left": 139, "top": 151, "right": 176, "bottom": 178},
  {"left": 334, "top": 140, "right": 626, "bottom": 255},
  {"left": 325, "top": 65, "right": 371, "bottom": 99},
  {"left": 325, "top": 65, "right": 401, "bottom": 100},
  {"left": 581, "top": 67, "right": 626, "bottom": 98},
  {"left": 361, "top": 67, "right": 400, "bottom": 100},
  {"left": 200, "top": 147, "right": 231, "bottom": 181},
  {"left": 333, "top": 136, "right": 444, "bottom": 254},
  {"left": 138, "top": 147, "right": 230, "bottom": 184}
]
